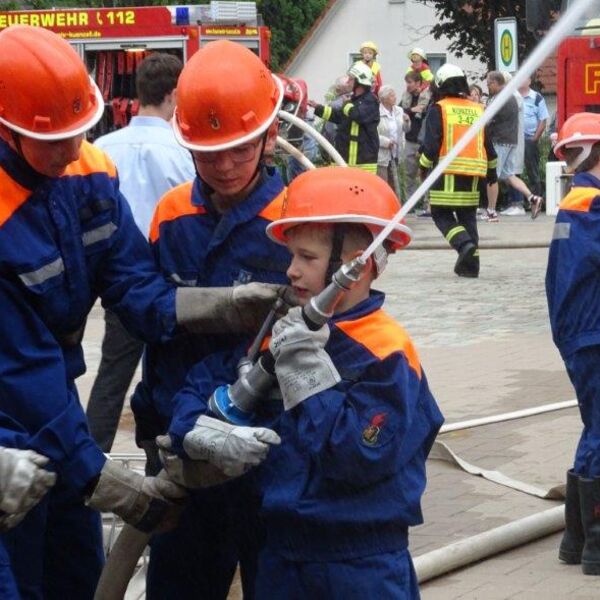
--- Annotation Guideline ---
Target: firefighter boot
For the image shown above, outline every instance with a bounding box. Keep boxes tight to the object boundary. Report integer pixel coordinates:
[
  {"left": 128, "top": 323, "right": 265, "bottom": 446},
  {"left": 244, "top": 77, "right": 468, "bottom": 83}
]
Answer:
[
  {"left": 454, "top": 243, "right": 479, "bottom": 278},
  {"left": 559, "top": 470, "right": 584, "bottom": 564},
  {"left": 579, "top": 476, "right": 600, "bottom": 575}
]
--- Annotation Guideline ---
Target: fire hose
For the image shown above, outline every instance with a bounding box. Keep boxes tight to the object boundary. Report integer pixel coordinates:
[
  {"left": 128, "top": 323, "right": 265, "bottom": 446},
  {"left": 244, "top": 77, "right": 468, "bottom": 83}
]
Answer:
[{"left": 94, "top": 2, "right": 591, "bottom": 596}]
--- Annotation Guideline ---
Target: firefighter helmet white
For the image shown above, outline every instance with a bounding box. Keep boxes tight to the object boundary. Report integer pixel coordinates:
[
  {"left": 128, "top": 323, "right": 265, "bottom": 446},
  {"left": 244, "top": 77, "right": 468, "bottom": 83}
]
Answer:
[
  {"left": 347, "top": 62, "right": 374, "bottom": 87},
  {"left": 434, "top": 63, "right": 466, "bottom": 87}
]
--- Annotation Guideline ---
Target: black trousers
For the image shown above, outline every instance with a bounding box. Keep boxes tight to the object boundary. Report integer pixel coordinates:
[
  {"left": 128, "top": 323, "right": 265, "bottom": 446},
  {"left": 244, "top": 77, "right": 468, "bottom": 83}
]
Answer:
[
  {"left": 431, "top": 206, "right": 478, "bottom": 252},
  {"left": 524, "top": 138, "right": 542, "bottom": 197},
  {"left": 85, "top": 309, "right": 144, "bottom": 451}
]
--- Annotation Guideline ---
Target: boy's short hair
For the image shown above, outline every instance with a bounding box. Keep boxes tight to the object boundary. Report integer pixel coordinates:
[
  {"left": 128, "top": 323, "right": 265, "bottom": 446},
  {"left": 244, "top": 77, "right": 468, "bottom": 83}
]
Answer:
[
  {"left": 486, "top": 71, "right": 505, "bottom": 86},
  {"left": 136, "top": 53, "right": 183, "bottom": 107},
  {"left": 563, "top": 143, "right": 600, "bottom": 173},
  {"left": 405, "top": 71, "right": 422, "bottom": 84}
]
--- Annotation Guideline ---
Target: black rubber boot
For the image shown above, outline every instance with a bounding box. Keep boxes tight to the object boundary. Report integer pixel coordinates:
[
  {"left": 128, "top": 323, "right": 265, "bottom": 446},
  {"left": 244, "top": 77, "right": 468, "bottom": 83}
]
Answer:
[
  {"left": 454, "top": 243, "right": 479, "bottom": 278},
  {"left": 559, "top": 470, "right": 584, "bottom": 564},
  {"left": 579, "top": 476, "right": 600, "bottom": 575}
]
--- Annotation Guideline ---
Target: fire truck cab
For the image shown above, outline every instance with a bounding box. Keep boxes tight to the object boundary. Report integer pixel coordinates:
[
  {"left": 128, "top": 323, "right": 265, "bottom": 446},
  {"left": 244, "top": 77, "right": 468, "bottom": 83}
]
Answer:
[{"left": 0, "top": 1, "right": 270, "bottom": 137}]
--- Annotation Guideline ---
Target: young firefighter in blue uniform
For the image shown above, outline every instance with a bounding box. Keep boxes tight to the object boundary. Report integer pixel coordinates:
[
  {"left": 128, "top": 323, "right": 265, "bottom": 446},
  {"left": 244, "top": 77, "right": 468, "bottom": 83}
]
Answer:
[
  {"left": 132, "top": 40, "right": 293, "bottom": 599},
  {"left": 0, "top": 26, "right": 284, "bottom": 599},
  {"left": 547, "top": 112, "right": 600, "bottom": 576},
  {"left": 167, "top": 167, "right": 444, "bottom": 598}
]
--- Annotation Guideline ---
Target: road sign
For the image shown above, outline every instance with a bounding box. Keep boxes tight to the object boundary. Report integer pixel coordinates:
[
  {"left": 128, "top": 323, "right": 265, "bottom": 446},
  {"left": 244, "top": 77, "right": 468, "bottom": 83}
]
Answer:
[{"left": 494, "top": 17, "right": 518, "bottom": 72}]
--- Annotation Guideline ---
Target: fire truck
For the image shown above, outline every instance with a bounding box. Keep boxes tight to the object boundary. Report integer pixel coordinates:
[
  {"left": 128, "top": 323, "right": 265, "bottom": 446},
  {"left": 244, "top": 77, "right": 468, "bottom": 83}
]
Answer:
[
  {"left": 0, "top": 1, "right": 271, "bottom": 136},
  {"left": 555, "top": 0, "right": 600, "bottom": 127}
]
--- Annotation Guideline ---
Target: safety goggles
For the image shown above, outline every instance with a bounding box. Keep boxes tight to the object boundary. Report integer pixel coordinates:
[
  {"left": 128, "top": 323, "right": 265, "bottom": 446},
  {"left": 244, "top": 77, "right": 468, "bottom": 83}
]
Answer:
[{"left": 193, "top": 137, "right": 263, "bottom": 164}]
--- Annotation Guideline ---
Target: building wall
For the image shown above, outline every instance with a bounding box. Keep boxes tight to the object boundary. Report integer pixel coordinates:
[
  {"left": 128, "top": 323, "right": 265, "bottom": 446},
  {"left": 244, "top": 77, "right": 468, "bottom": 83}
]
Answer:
[{"left": 286, "top": 0, "right": 487, "bottom": 101}]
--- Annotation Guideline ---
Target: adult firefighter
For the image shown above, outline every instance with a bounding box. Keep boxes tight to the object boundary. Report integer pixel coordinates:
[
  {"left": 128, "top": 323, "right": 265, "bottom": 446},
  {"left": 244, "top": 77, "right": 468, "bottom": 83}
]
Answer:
[
  {"left": 0, "top": 26, "right": 283, "bottom": 598},
  {"left": 309, "top": 62, "right": 380, "bottom": 173},
  {"left": 131, "top": 40, "right": 292, "bottom": 599},
  {"left": 419, "top": 63, "right": 497, "bottom": 278},
  {"left": 548, "top": 113, "right": 600, "bottom": 576}
]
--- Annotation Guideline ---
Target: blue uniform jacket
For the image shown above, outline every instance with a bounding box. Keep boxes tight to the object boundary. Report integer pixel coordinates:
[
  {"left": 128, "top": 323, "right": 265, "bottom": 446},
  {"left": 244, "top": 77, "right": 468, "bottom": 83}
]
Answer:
[
  {"left": 0, "top": 139, "right": 177, "bottom": 490},
  {"left": 169, "top": 291, "right": 444, "bottom": 561},
  {"left": 132, "top": 168, "right": 291, "bottom": 437},
  {"left": 546, "top": 172, "right": 600, "bottom": 359}
]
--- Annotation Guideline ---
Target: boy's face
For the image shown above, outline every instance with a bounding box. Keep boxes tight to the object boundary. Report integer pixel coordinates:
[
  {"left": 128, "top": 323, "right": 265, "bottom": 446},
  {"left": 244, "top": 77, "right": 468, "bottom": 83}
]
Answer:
[
  {"left": 285, "top": 225, "right": 331, "bottom": 306},
  {"left": 361, "top": 49, "right": 375, "bottom": 62},
  {"left": 410, "top": 54, "right": 423, "bottom": 68}
]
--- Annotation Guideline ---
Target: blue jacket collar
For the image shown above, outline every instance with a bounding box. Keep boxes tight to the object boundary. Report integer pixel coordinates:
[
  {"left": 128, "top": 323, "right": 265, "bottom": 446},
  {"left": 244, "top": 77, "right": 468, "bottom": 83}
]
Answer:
[
  {"left": 332, "top": 290, "right": 385, "bottom": 324},
  {"left": 0, "top": 138, "right": 49, "bottom": 190},
  {"left": 573, "top": 172, "right": 600, "bottom": 189}
]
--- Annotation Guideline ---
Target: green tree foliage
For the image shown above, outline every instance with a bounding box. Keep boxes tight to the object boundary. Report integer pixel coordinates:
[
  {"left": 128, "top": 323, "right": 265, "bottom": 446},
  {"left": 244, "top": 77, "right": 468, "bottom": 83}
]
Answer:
[
  {"left": 419, "top": 1, "right": 562, "bottom": 70},
  {"left": 257, "top": 0, "right": 328, "bottom": 71}
]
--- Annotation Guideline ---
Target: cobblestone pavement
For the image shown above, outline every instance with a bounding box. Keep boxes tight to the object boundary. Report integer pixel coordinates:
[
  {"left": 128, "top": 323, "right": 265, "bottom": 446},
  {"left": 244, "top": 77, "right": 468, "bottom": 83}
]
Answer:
[{"left": 78, "top": 214, "right": 599, "bottom": 598}]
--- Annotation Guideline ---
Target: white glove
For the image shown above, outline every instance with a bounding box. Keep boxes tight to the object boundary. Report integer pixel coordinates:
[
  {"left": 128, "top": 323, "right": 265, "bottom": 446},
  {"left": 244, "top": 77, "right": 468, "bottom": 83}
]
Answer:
[
  {"left": 269, "top": 306, "right": 341, "bottom": 411},
  {"left": 156, "top": 435, "right": 233, "bottom": 489},
  {"left": 0, "top": 447, "right": 56, "bottom": 531},
  {"left": 182, "top": 415, "right": 281, "bottom": 478},
  {"left": 86, "top": 460, "right": 187, "bottom": 532}
]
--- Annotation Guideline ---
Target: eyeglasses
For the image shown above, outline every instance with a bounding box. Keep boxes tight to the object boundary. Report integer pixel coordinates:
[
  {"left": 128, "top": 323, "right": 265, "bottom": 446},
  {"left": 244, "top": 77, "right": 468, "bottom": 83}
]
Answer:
[{"left": 194, "top": 138, "right": 262, "bottom": 164}]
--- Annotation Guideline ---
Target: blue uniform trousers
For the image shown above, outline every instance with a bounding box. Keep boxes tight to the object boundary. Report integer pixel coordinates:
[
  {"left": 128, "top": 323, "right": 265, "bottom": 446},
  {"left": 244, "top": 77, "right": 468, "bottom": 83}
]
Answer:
[
  {"left": 255, "top": 545, "right": 420, "bottom": 600},
  {"left": 0, "top": 541, "right": 19, "bottom": 600},
  {"left": 565, "top": 345, "right": 600, "bottom": 478},
  {"left": 147, "top": 477, "right": 263, "bottom": 600},
  {"left": 2, "top": 479, "right": 103, "bottom": 599}
]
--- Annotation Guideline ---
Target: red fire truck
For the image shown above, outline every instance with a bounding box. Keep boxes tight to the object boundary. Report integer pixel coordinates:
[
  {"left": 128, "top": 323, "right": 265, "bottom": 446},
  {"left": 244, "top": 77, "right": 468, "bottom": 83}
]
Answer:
[
  {"left": 555, "top": 1, "right": 600, "bottom": 127},
  {"left": 0, "top": 2, "right": 271, "bottom": 136}
]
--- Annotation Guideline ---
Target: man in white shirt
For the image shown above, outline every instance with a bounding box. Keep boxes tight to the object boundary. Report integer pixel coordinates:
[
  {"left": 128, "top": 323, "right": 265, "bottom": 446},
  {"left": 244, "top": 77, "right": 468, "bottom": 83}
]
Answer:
[{"left": 87, "top": 53, "right": 195, "bottom": 451}]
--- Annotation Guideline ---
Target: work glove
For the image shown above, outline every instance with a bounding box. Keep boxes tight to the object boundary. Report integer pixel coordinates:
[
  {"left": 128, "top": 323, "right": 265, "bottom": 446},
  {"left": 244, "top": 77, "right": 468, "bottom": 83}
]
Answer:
[
  {"left": 182, "top": 415, "right": 281, "bottom": 478},
  {"left": 0, "top": 447, "right": 56, "bottom": 532},
  {"left": 270, "top": 306, "right": 341, "bottom": 411},
  {"left": 156, "top": 435, "right": 233, "bottom": 489},
  {"left": 176, "top": 283, "right": 294, "bottom": 334},
  {"left": 85, "top": 460, "right": 187, "bottom": 533}
]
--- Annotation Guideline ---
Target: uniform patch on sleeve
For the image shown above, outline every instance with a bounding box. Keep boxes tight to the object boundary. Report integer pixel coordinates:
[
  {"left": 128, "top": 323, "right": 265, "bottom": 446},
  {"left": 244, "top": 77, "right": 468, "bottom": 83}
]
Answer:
[
  {"left": 552, "top": 222, "right": 570, "bottom": 240},
  {"left": 362, "top": 412, "right": 388, "bottom": 446}
]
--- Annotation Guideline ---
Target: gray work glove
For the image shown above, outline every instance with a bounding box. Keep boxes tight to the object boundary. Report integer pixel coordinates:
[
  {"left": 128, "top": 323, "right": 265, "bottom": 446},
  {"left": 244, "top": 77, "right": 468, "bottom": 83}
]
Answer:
[
  {"left": 176, "top": 283, "right": 292, "bottom": 334},
  {"left": 182, "top": 415, "right": 281, "bottom": 478},
  {"left": 156, "top": 435, "right": 233, "bottom": 489},
  {"left": 270, "top": 306, "right": 341, "bottom": 411},
  {"left": 0, "top": 447, "right": 57, "bottom": 532},
  {"left": 85, "top": 460, "right": 187, "bottom": 533}
]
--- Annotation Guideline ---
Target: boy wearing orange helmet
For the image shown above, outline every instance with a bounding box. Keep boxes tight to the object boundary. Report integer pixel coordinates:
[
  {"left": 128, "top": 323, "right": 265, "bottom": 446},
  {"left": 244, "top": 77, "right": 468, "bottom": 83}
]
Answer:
[
  {"left": 547, "top": 112, "right": 600, "bottom": 576},
  {"left": 166, "top": 167, "right": 444, "bottom": 598},
  {"left": 133, "top": 40, "right": 295, "bottom": 599},
  {"left": 0, "top": 26, "right": 284, "bottom": 598}
]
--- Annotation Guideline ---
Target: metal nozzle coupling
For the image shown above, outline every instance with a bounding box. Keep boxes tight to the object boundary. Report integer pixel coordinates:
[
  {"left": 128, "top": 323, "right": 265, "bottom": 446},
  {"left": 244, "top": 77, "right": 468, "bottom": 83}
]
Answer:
[{"left": 303, "top": 257, "right": 367, "bottom": 329}]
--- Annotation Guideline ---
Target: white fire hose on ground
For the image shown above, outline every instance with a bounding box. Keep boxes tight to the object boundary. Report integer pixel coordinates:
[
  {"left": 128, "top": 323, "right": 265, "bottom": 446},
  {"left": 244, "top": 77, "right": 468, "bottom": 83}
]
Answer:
[{"left": 95, "top": 1, "right": 591, "bottom": 596}]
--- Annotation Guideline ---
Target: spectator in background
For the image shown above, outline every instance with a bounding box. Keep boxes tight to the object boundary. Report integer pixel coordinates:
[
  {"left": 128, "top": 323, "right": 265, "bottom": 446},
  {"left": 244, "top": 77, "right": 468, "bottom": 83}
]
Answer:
[
  {"left": 469, "top": 83, "right": 484, "bottom": 104},
  {"left": 87, "top": 53, "right": 195, "bottom": 452},
  {"left": 502, "top": 71, "right": 527, "bottom": 216},
  {"left": 519, "top": 76, "right": 549, "bottom": 199},
  {"left": 359, "top": 40, "right": 383, "bottom": 96},
  {"left": 401, "top": 71, "right": 431, "bottom": 210},
  {"left": 321, "top": 75, "right": 353, "bottom": 150},
  {"left": 406, "top": 47, "right": 434, "bottom": 87},
  {"left": 486, "top": 70, "right": 543, "bottom": 219},
  {"left": 377, "top": 85, "right": 408, "bottom": 197}
]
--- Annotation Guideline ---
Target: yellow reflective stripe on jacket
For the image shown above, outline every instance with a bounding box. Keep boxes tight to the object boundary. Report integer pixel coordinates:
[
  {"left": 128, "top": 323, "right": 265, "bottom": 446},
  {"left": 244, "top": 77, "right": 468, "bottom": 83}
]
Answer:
[
  {"left": 430, "top": 192, "right": 479, "bottom": 206},
  {"left": 343, "top": 103, "right": 354, "bottom": 117},
  {"left": 347, "top": 121, "right": 360, "bottom": 165},
  {"left": 420, "top": 154, "right": 434, "bottom": 169},
  {"left": 322, "top": 105, "right": 333, "bottom": 121},
  {"left": 446, "top": 226, "right": 465, "bottom": 243},
  {"left": 356, "top": 163, "right": 377, "bottom": 174},
  {"left": 438, "top": 97, "right": 487, "bottom": 177}
]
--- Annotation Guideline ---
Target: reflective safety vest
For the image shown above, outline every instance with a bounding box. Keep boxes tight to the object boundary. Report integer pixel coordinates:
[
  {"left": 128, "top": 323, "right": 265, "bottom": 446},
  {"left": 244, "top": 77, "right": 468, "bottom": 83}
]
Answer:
[{"left": 438, "top": 97, "right": 487, "bottom": 177}]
